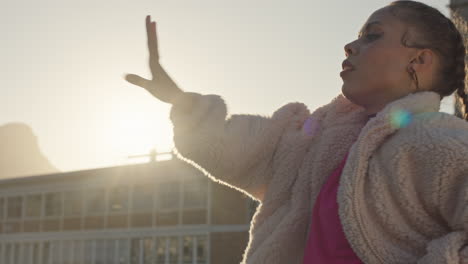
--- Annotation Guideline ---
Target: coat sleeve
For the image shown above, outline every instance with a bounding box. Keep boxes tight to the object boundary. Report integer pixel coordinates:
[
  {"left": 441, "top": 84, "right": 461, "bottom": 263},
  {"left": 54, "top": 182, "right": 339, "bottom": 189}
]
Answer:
[
  {"left": 414, "top": 131, "right": 468, "bottom": 264},
  {"left": 169, "top": 92, "right": 310, "bottom": 201},
  {"left": 417, "top": 232, "right": 467, "bottom": 264}
]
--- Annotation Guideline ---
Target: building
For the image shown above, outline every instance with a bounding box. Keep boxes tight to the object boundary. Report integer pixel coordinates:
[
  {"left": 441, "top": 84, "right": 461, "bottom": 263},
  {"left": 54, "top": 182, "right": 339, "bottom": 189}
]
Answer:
[
  {"left": 0, "top": 155, "right": 258, "bottom": 264},
  {"left": 450, "top": 0, "right": 468, "bottom": 18}
]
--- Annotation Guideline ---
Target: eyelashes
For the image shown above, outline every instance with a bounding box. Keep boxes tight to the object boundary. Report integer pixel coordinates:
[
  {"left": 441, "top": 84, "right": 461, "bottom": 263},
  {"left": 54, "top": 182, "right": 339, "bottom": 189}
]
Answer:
[
  {"left": 357, "top": 33, "right": 381, "bottom": 41},
  {"left": 364, "top": 34, "right": 381, "bottom": 42}
]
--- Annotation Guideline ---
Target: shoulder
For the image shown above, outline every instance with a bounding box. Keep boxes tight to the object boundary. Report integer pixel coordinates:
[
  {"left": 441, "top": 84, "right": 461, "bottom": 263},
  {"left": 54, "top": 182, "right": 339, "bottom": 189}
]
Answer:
[
  {"left": 376, "top": 112, "right": 468, "bottom": 190},
  {"left": 373, "top": 113, "right": 467, "bottom": 216},
  {"left": 375, "top": 112, "right": 468, "bottom": 182},
  {"left": 272, "top": 102, "right": 310, "bottom": 121},
  {"left": 385, "top": 112, "right": 468, "bottom": 153}
]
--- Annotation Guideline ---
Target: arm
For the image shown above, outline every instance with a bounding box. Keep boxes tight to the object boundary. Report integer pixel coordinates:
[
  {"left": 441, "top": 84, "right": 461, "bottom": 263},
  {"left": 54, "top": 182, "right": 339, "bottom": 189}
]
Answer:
[
  {"left": 170, "top": 91, "right": 310, "bottom": 201},
  {"left": 414, "top": 135, "right": 468, "bottom": 264},
  {"left": 125, "top": 16, "right": 311, "bottom": 201},
  {"left": 417, "top": 232, "right": 467, "bottom": 264}
]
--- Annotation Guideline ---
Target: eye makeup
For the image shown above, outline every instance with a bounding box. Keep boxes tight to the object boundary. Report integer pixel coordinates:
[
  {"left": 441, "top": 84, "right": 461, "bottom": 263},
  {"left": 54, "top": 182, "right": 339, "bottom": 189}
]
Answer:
[{"left": 358, "top": 21, "right": 383, "bottom": 38}]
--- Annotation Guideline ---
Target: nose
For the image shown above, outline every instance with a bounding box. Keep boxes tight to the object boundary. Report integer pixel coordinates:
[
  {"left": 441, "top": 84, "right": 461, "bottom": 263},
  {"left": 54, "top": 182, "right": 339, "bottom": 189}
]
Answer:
[{"left": 344, "top": 42, "right": 356, "bottom": 57}]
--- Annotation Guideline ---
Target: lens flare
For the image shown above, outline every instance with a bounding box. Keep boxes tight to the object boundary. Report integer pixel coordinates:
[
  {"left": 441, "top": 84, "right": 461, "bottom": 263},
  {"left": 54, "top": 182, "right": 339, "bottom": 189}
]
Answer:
[
  {"left": 302, "top": 116, "right": 320, "bottom": 137},
  {"left": 390, "top": 110, "right": 412, "bottom": 129}
]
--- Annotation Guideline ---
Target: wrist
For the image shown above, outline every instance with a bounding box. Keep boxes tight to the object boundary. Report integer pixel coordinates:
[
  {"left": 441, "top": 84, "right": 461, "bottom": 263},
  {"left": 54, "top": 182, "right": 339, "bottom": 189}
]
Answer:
[{"left": 171, "top": 91, "right": 198, "bottom": 112}]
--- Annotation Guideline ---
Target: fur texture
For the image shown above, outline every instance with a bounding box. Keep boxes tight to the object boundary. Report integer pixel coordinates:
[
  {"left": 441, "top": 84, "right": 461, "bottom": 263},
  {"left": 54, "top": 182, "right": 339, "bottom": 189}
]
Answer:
[{"left": 170, "top": 91, "right": 468, "bottom": 264}]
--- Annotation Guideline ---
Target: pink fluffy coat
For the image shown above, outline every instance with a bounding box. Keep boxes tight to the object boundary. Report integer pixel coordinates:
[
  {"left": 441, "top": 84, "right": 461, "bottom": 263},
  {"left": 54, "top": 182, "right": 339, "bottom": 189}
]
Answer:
[{"left": 170, "top": 91, "right": 468, "bottom": 264}]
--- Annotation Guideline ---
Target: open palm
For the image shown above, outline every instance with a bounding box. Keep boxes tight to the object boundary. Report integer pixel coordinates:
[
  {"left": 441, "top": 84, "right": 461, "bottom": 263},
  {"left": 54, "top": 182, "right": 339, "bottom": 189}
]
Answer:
[{"left": 125, "top": 15, "right": 183, "bottom": 104}]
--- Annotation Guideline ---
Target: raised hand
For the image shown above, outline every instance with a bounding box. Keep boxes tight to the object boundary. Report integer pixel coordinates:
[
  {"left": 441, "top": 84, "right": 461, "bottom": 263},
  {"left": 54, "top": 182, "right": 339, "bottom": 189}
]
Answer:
[{"left": 125, "top": 15, "right": 184, "bottom": 104}]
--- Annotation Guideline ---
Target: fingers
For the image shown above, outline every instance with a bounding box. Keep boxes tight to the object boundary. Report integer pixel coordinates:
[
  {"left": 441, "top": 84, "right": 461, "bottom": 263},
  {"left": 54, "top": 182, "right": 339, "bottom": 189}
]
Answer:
[
  {"left": 146, "top": 15, "right": 159, "bottom": 62},
  {"left": 125, "top": 74, "right": 152, "bottom": 89},
  {"left": 146, "top": 15, "right": 150, "bottom": 26}
]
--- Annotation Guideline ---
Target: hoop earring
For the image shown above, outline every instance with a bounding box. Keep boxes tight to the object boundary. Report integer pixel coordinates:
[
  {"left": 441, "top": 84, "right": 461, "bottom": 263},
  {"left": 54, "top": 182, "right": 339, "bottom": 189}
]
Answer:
[
  {"left": 413, "top": 72, "right": 419, "bottom": 91},
  {"left": 409, "top": 68, "right": 420, "bottom": 92}
]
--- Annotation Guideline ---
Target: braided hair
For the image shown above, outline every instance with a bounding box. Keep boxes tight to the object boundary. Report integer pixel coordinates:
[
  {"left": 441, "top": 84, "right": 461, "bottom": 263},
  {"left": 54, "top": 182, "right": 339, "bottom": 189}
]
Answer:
[{"left": 388, "top": 0, "right": 468, "bottom": 121}]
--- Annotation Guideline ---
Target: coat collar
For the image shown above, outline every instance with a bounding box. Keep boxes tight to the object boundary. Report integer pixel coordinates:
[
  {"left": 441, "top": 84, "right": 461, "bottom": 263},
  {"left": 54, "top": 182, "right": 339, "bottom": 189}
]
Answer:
[
  {"left": 336, "top": 90, "right": 441, "bottom": 127},
  {"left": 316, "top": 91, "right": 442, "bottom": 144}
]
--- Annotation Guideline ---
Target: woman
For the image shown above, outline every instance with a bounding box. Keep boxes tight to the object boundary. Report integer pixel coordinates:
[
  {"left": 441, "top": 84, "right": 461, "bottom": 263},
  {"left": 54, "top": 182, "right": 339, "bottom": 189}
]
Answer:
[{"left": 125, "top": 1, "right": 468, "bottom": 263}]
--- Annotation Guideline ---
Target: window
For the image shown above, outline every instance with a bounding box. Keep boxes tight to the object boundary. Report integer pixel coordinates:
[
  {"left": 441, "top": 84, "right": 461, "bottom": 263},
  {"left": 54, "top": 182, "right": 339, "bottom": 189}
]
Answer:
[
  {"left": 130, "top": 238, "right": 141, "bottom": 264},
  {"left": 183, "top": 179, "right": 207, "bottom": 209},
  {"left": 45, "top": 193, "right": 62, "bottom": 217},
  {"left": 22, "top": 243, "right": 31, "bottom": 264},
  {"left": 73, "top": 240, "right": 84, "bottom": 264},
  {"left": 183, "top": 236, "right": 194, "bottom": 264},
  {"left": 196, "top": 236, "right": 208, "bottom": 264},
  {"left": 155, "top": 237, "right": 178, "bottom": 264},
  {"left": 25, "top": 194, "right": 42, "bottom": 218},
  {"left": 33, "top": 243, "right": 41, "bottom": 263},
  {"left": 4, "top": 244, "right": 12, "bottom": 263},
  {"left": 182, "top": 236, "right": 207, "bottom": 264},
  {"left": 42, "top": 242, "right": 50, "bottom": 264},
  {"left": 109, "top": 186, "right": 128, "bottom": 213},
  {"left": 158, "top": 182, "right": 180, "bottom": 210},
  {"left": 64, "top": 190, "right": 83, "bottom": 217},
  {"left": 130, "top": 238, "right": 156, "bottom": 264},
  {"left": 62, "top": 240, "right": 73, "bottom": 264},
  {"left": 21, "top": 242, "right": 39, "bottom": 264},
  {"left": 168, "top": 237, "right": 179, "bottom": 264},
  {"left": 13, "top": 243, "right": 20, "bottom": 264},
  {"left": 132, "top": 184, "right": 154, "bottom": 212},
  {"left": 7, "top": 196, "right": 22, "bottom": 219},
  {"left": 95, "top": 240, "right": 106, "bottom": 264},
  {"left": 156, "top": 237, "right": 167, "bottom": 264},
  {"left": 51, "top": 241, "right": 61, "bottom": 264},
  {"left": 105, "top": 239, "right": 116, "bottom": 263},
  {"left": 118, "top": 239, "right": 130, "bottom": 264},
  {"left": 143, "top": 238, "right": 155, "bottom": 264},
  {"left": 83, "top": 240, "right": 93, "bottom": 263},
  {"left": 86, "top": 189, "right": 105, "bottom": 214}
]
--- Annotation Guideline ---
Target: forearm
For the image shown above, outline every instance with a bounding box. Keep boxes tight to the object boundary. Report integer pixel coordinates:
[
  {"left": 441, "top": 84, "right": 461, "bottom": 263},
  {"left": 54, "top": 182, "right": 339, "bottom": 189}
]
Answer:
[
  {"left": 416, "top": 231, "right": 467, "bottom": 264},
  {"left": 170, "top": 92, "right": 310, "bottom": 200}
]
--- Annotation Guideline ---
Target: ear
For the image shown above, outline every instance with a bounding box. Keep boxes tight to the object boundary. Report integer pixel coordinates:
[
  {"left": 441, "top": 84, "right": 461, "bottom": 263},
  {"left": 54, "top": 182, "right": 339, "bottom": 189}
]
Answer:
[{"left": 407, "top": 49, "right": 435, "bottom": 73}]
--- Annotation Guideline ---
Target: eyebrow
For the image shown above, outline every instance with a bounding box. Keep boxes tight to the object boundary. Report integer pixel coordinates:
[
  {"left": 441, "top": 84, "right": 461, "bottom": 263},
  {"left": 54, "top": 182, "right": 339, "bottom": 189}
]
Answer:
[{"left": 358, "top": 21, "right": 382, "bottom": 37}]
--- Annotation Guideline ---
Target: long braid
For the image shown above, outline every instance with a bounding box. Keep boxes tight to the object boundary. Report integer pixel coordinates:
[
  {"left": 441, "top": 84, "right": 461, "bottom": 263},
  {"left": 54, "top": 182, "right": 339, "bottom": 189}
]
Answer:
[
  {"left": 456, "top": 83, "right": 468, "bottom": 120},
  {"left": 451, "top": 12, "right": 468, "bottom": 120},
  {"left": 389, "top": 1, "right": 468, "bottom": 121}
]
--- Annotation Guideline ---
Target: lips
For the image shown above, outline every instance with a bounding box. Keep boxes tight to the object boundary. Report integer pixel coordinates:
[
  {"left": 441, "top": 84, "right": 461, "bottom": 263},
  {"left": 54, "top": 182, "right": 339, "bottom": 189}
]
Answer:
[{"left": 342, "top": 60, "right": 355, "bottom": 71}]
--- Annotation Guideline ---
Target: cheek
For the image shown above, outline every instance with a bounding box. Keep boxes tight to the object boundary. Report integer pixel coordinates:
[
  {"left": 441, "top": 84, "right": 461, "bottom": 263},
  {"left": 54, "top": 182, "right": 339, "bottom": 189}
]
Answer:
[
  {"left": 363, "top": 46, "right": 391, "bottom": 74},
  {"left": 341, "top": 46, "right": 393, "bottom": 102},
  {"left": 344, "top": 47, "right": 384, "bottom": 91},
  {"left": 360, "top": 46, "right": 406, "bottom": 87}
]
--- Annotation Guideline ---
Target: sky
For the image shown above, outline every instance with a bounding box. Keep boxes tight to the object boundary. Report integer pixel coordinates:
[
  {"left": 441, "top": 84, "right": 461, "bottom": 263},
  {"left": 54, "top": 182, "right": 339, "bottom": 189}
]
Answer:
[{"left": 0, "top": 0, "right": 452, "bottom": 175}]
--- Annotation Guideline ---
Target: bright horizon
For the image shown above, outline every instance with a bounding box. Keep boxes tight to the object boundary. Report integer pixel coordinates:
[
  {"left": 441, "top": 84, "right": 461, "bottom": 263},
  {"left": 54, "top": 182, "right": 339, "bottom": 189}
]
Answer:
[{"left": 0, "top": 0, "right": 452, "bottom": 176}]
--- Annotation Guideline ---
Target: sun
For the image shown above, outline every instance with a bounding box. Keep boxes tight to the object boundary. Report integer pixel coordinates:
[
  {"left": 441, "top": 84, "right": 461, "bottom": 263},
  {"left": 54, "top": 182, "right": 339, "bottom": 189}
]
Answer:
[{"left": 110, "top": 107, "right": 174, "bottom": 164}]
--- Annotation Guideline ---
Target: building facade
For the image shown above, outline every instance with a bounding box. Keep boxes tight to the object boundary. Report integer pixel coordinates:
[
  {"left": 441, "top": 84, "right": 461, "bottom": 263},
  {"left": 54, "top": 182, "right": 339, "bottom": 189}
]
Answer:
[
  {"left": 0, "top": 157, "right": 258, "bottom": 264},
  {"left": 450, "top": 0, "right": 468, "bottom": 18}
]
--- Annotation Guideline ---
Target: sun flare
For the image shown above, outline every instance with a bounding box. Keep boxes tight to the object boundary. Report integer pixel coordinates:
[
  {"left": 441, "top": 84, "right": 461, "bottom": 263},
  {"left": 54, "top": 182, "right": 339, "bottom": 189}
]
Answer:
[{"left": 110, "top": 108, "right": 174, "bottom": 164}]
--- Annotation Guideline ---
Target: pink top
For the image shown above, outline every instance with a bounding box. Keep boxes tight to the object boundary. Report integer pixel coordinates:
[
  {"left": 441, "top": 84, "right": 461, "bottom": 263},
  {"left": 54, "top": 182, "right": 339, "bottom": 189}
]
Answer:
[{"left": 302, "top": 152, "right": 364, "bottom": 264}]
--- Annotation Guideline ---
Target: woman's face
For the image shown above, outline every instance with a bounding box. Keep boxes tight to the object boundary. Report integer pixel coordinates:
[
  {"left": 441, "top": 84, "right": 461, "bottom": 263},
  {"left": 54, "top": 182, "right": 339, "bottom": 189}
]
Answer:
[{"left": 341, "top": 7, "right": 418, "bottom": 115}]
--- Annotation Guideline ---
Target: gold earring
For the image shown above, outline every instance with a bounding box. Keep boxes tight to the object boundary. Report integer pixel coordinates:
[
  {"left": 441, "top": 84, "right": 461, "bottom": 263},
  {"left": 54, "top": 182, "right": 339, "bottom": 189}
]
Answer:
[
  {"left": 412, "top": 71, "right": 419, "bottom": 91},
  {"left": 409, "top": 67, "right": 419, "bottom": 92}
]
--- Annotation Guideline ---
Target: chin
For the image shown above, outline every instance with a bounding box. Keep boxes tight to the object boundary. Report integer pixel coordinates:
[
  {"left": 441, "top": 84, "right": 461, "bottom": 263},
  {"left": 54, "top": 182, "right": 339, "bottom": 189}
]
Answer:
[
  {"left": 341, "top": 84, "right": 353, "bottom": 100},
  {"left": 341, "top": 84, "right": 363, "bottom": 107}
]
